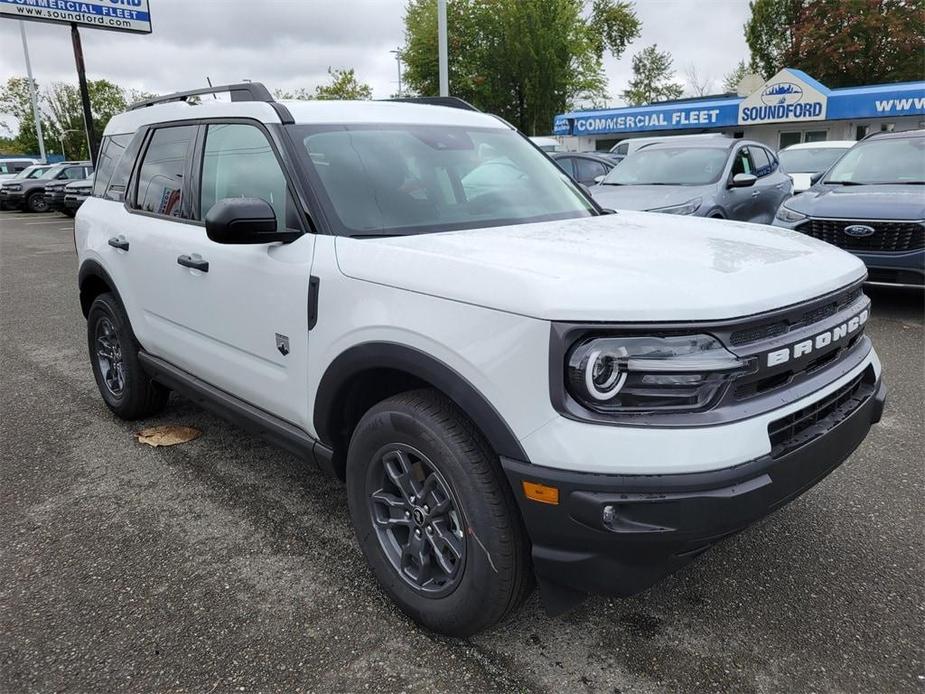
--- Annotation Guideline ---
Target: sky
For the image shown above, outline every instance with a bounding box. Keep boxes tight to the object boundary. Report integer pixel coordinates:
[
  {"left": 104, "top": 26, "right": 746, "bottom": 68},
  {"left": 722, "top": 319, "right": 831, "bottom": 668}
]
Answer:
[{"left": 0, "top": 0, "right": 750, "bottom": 130}]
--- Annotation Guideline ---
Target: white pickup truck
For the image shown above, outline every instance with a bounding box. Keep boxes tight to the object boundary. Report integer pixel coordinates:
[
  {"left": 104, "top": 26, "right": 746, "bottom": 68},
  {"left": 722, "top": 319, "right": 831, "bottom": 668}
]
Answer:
[{"left": 75, "top": 83, "right": 885, "bottom": 636}]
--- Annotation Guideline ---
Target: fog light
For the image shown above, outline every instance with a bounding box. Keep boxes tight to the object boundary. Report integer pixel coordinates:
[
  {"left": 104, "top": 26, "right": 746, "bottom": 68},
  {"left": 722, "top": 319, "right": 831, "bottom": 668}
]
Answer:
[{"left": 602, "top": 504, "right": 616, "bottom": 525}]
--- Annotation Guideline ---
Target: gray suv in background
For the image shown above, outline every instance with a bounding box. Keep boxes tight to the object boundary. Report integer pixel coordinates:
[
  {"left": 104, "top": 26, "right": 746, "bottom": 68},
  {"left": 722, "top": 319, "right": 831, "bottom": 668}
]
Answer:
[
  {"left": 0, "top": 161, "right": 92, "bottom": 212},
  {"left": 590, "top": 139, "right": 792, "bottom": 223}
]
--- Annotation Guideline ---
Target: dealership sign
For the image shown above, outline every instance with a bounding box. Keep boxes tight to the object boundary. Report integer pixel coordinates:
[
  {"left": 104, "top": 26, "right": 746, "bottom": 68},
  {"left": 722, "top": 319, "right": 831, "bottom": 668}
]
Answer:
[
  {"left": 0, "top": 0, "right": 152, "bottom": 34},
  {"left": 738, "top": 68, "right": 828, "bottom": 124}
]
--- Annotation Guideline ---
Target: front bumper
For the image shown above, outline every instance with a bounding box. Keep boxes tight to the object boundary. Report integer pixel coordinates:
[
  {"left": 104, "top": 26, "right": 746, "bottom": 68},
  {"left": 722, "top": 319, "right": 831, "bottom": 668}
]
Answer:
[
  {"left": 502, "top": 371, "right": 885, "bottom": 612},
  {"left": 64, "top": 195, "right": 86, "bottom": 211},
  {"left": 854, "top": 249, "right": 924, "bottom": 287},
  {"left": 45, "top": 190, "right": 66, "bottom": 210},
  {"left": 2, "top": 191, "right": 24, "bottom": 208}
]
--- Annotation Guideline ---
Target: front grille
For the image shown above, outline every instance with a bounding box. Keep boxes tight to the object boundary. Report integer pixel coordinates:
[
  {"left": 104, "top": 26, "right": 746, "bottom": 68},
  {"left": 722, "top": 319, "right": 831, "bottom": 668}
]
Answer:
[
  {"left": 729, "top": 285, "right": 862, "bottom": 347},
  {"left": 767, "top": 366, "right": 874, "bottom": 458},
  {"left": 796, "top": 219, "right": 925, "bottom": 252}
]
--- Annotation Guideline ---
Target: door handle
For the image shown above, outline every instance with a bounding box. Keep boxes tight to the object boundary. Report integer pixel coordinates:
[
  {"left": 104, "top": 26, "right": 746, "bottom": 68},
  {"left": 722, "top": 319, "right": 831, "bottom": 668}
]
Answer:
[
  {"left": 108, "top": 236, "right": 129, "bottom": 251},
  {"left": 177, "top": 254, "right": 209, "bottom": 272},
  {"left": 751, "top": 190, "right": 761, "bottom": 197}
]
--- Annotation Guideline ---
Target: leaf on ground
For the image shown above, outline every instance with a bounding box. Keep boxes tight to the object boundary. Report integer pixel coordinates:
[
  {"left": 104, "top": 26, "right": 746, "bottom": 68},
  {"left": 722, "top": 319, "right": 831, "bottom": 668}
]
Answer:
[{"left": 135, "top": 425, "right": 201, "bottom": 447}]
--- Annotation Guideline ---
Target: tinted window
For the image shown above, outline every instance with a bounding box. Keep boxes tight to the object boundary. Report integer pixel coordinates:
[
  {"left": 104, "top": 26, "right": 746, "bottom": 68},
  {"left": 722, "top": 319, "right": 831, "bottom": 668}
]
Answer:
[
  {"left": 291, "top": 123, "right": 594, "bottom": 236},
  {"left": 553, "top": 157, "right": 575, "bottom": 176},
  {"left": 199, "top": 123, "right": 296, "bottom": 229},
  {"left": 61, "top": 166, "right": 88, "bottom": 180},
  {"left": 134, "top": 125, "right": 196, "bottom": 217},
  {"left": 93, "top": 134, "right": 132, "bottom": 198},
  {"left": 602, "top": 147, "right": 728, "bottom": 186},
  {"left": 731, "top": 147, "right": 753, "bottom": 176},
  {"left": 750, "top": 147, "right": 771, "bottom": 176},
  {"left": 575, "top": 158, "right": 607, "bottom": 182},
  {"left": 615, "top": 143, "right": 629, "bottom": 155}
]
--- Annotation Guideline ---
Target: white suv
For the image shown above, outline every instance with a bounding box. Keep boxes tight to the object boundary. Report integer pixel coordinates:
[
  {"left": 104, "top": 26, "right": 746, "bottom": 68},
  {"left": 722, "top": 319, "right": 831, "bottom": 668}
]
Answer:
[{"left": 75, "top": 83, "right": 886, "bottom": 636}]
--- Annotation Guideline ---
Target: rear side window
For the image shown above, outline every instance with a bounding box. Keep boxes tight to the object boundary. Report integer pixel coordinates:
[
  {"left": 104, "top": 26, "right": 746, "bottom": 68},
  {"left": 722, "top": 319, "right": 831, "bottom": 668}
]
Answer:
[
  {"left": 133, "top": 125, "right": 197, "bottom": 218},
  {"left": 615, "top": 143, "right": 629, "bottom": 156},
  {"left": 93, "top": 134, "right": 132, "bottom": 198},
  {"left": 731, "top": 147, "right": 753, "bottom": 176},
  {"left": 750, "top": 147, "right": 772, "bottom": 177},
  {"left": 554, "top": 157, "right": 575, "bottom": 176},
  {"left": 576, "top": 158, "right": 607, "bottom": 181}
]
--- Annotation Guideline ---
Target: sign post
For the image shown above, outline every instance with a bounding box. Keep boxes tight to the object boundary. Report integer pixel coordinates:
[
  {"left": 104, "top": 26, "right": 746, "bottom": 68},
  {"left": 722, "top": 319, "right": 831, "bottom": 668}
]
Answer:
[
  {"left": 17, "top": 20, "right": 45, "bottom": 162},
  {"left": 1, "top": 0, "right": 153, "bottom": 166}
]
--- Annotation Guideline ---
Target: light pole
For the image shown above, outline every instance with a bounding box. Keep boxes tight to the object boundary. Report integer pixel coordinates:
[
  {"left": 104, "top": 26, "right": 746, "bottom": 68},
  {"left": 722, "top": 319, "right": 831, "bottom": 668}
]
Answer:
[
  {"left": 389, "top": 48, "right": 403, "bottom": 96},
  {"left": 437, "top": 0, "right": 448, "bottom": 96},
  {"left": 18, "top": 22, "right": 46, "bottom": 162},
  {"left": 59, "top": 128, "right": 82, "bottom": 160}
]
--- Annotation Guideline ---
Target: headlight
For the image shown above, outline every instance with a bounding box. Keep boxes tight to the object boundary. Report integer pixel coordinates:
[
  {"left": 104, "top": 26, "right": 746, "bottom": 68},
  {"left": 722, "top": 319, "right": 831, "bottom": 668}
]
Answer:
[
  {"left": 648, "top": 197, "right": 702, "bottom": 215},
  {"left": 775, "top": 204, "right": 807, "bottom": 223},
  {"left": 5, "top": 184, "right": 22, "bottom": 191},
  {"left": 567, "top": 334, "right": 751, "bottom": 413}
]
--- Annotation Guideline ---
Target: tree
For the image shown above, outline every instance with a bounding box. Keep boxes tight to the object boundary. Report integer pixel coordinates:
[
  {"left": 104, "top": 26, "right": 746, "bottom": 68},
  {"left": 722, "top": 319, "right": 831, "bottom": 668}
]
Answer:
[
  {"left": 313, "top": 68, "right": 373, "bottom": 100},
  {"left": 722, "top": 59, "right": 750, "bottom": 93},
  {"left": 684, "top": 63, "right": 714, "bottom": 97},
  {"left": 401, "top": 0, "right": 641, "bottom": 135},
  {"left": 745, "top": 0, "right": 925, "bottom": 87},
  {"left": 621, "top": 44, "right": 684, "bottom": 106},
  {"left": 0, "top": 77, "right": 48, "bottom": 155}
]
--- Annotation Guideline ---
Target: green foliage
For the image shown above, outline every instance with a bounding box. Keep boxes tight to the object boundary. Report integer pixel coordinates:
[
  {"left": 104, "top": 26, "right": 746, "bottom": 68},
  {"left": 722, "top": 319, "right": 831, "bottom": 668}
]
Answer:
[
  {"left": 274, "top": 68, "right": 373, "bottom": 101},
  {"left": 722, "top": 59, "right": 750, "bottom": 93},
  {"left": 314, "top": 68, "right": 374, "bottom": 100},
  {"left": 620, "top": 44, "right": 684, "bottom": 106},
  {"left": 745, "top": 0, "right": 925, "bottom": 87},
  {"left": 0, "top": 76, "right": 127, "bottom": 158},
  {"left": 401, "top": 0, "right": 641, "bottom": 135}
]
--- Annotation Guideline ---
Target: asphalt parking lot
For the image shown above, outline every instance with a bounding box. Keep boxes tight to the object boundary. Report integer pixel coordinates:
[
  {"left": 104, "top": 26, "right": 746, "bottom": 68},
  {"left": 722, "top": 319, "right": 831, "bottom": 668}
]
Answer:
[{"left": 1, "top": 210, "right": 923, "bottom": 693}]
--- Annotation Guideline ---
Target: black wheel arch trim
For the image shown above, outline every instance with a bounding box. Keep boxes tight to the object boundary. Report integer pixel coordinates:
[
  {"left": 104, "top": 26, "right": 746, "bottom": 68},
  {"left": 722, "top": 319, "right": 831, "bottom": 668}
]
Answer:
[
  {"left": 78, "top": 259, "right": 125, "bottom": 318},
  {"left": 313, "top": 342, "right": 530, "bottom": 463}
]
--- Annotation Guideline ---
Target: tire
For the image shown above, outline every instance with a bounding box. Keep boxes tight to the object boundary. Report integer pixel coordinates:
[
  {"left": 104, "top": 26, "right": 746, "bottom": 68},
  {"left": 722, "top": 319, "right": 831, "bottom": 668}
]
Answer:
[
  {"left": 346, "top": 389, "right": 532, "bottom": 636},
  {"left": 62, "top": 208, "right": 76, "bottom": 218},
  {"left": 25, "top": 191, "right": 49, "bottom": 213},
  {"left": 86, "top": 292, "right": 168, "bottom": 420}
]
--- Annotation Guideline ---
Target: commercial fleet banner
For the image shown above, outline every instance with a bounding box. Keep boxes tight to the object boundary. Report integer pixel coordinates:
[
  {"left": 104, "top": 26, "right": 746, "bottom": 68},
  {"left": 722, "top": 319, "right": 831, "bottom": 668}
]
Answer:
[{"left": 0, "top": 0, "right": 152, "bottom": 34}]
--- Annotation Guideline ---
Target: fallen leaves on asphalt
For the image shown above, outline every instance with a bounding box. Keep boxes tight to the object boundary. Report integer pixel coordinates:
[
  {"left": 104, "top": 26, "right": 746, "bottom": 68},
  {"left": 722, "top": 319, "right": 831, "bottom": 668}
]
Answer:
[{"left": 135, "top": 425, "right": 202, "bottom": 447}]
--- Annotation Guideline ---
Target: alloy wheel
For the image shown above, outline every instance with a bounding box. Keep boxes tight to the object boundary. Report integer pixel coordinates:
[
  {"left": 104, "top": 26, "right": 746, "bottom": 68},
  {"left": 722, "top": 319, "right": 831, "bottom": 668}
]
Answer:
[
  {"left": 95, "top": 316, "right": 125, "bottom": 396},
  {"left": 366, "top": 443, "right": 466, "bottom": 596}
]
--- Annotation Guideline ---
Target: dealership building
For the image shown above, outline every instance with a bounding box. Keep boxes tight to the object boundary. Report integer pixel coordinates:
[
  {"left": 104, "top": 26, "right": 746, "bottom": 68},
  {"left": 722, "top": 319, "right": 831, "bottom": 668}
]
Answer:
[{"left": 553, "top": 68, "right": 925, "bottom": 152}]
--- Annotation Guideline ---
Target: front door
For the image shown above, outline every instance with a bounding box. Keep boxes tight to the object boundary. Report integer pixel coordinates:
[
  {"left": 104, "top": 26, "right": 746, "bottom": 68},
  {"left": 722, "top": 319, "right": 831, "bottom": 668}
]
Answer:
[{"left": 127, "top": 121, "right": 315, "bottom": 428}]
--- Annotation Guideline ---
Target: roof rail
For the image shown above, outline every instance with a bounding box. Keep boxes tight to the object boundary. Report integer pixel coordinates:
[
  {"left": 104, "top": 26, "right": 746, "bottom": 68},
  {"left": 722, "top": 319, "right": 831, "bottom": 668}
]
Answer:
[
  {"left": 384, "top": 96, "right": 480, "bottom": 112},
  {"left": 127, "top": 82, "right": 275, "bottom": 111}
]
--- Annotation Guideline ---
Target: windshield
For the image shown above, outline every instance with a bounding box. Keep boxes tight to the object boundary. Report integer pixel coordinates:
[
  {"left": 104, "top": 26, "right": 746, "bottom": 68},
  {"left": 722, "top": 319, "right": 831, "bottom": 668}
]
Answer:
[
  {"left": 779, "top": 147, "right": 850, "bottom": 174},
  {"left": 824, "top": 137, "right": 925, "bottom": 184},
  {"left": 39, "top": 166, "right": 64, "bottom": 180},
  {"left": 23, "top": 166, "right": 51, "bottom": 179},
  {"left": 289, "top": 124, "right": 595, "bottom": 236},
  {"left": 601, "top": 146, "right": 728, "bottom": 186}
]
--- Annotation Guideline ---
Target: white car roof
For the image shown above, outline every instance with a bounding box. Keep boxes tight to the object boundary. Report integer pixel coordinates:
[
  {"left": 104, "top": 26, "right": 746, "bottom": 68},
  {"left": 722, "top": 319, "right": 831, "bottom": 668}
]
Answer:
[
  {"left": 781, "top": 140, "right": 856, "bottom": 150},
  {"left": 104, "top": 98, "right": 507, "bottom": 136}
]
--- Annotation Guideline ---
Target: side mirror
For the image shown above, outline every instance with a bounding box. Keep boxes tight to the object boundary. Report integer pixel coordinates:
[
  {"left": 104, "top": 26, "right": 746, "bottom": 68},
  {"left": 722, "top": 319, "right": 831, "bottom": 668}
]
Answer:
[
  {"left": 205, "top": 197, "right": 294, "bottom": 244},
  {"left": 730, "top": 173, "right": 757, "bottom": 188},
  {"left": 593, "top": 175, "right": 605, "bottom": 184}
]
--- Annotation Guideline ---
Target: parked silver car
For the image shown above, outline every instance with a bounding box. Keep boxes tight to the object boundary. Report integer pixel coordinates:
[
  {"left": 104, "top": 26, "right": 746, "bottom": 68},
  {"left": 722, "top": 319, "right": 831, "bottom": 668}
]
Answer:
[{"left": 590, "top": 139, "right": 793, "bottom": 223}]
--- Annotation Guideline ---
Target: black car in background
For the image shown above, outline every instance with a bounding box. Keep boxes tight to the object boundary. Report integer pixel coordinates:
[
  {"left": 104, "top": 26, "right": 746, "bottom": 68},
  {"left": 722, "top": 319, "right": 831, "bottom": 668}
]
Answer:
[
  {"left": 62, "top": 175, "right": 94, "bottom": 216},
  {"left": 773, "top": 129, "right": 925, "bottom": 287},
  {"left": 1, "top": 161, "right": 92, "bottom": 212},
  {"left": 550, "top": 152, "right": 616, "bottom": 186}
]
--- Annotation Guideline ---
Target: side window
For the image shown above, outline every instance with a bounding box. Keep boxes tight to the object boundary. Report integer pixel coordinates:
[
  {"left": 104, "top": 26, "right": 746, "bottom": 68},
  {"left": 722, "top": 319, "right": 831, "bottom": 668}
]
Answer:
[
  {"left": 750, "top": 146, "right": 771, "bottom": 177},
  {"left": 93, "top": 134, "right": 132, "bottom": 198},
  {"left": 199, "top": 123, "right": 296, "bottom": 230},
  {"left": 615, "top": 143, "right": 629, "bottom": 156},
  {"left": 731, "top": 147, "right": 753, "bottom": 176},
  {"left": 576, "top": 158, "right": 607, "bottom": 182},
  {"left": 554, "top": 157, "right": 575, "bottom": 176},
  {"left": 133, "top": 125, "right": 197, "bottom": 218}
]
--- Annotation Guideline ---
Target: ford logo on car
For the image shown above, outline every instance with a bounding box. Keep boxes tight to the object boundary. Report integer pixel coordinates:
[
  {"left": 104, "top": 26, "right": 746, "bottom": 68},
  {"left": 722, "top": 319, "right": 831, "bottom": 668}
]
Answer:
[{"left": 844, "top": 224, "right": 876, "bottom": 238}]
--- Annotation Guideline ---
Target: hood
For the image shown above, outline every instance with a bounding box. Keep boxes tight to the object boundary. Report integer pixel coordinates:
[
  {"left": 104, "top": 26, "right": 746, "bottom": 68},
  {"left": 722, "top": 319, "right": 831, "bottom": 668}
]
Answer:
[
  {"left": 786, "top": 184, "right": 925, "bottom": 220},
  {"left": 335, "top": 212, "right": 866, "bottom": 322},
  {"left": 589, "top": 184, "right": 713, "bottom": 212}
]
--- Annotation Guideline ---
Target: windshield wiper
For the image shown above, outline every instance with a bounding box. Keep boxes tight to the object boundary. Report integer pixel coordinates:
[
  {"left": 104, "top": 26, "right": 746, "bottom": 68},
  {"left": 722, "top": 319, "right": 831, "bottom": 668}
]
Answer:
[
  {"left": 825, "top": 180, "right": 865, "bottom": 185},
  {"left": 601, "top": 181, "right": 623, "bottom": 186}
]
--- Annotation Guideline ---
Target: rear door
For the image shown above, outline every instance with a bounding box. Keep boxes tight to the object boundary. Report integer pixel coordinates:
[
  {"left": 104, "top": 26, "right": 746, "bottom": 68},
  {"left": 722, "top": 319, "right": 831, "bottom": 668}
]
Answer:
[
  {"left": 748, "top": 146, "right": 788, "bottom": 223},
  {"left": 725, "top": 145, "right": 759, "bottom": 221}
]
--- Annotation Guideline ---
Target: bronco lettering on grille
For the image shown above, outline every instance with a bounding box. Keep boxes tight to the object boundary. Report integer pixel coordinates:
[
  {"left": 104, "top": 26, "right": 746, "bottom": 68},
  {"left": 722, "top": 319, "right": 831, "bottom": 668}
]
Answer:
[{"left": 766, "top": 309, "right": 868, "bottom": 367}]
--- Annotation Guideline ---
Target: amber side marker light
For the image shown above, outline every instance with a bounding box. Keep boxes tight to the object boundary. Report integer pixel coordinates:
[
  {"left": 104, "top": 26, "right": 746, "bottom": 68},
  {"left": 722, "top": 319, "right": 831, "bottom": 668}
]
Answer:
[{"left": 522, "top": 480, "right": 559, "bottom": 505}]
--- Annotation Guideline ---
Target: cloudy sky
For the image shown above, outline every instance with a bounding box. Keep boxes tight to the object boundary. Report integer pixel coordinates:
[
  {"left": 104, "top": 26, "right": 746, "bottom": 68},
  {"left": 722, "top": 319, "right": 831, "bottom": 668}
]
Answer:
[{"left": 0, "top": 0, "right": 749, "bottom": 126}]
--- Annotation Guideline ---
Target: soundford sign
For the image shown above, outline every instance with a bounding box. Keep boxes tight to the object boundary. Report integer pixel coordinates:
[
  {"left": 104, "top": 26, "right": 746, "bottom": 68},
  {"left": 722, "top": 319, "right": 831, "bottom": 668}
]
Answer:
[
  {"left": 738, "top": 68, "right": 828, "bottom": 124},
  {"left": 0, "top": 0, "right": 152, "bottom": 34}
]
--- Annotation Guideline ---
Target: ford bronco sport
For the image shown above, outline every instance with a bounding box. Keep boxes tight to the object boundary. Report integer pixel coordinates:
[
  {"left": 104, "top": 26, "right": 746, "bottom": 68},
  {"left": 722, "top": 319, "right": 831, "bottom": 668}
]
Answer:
[{"left": 75, "top": 83, "right": 886, "bottom": 636}]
